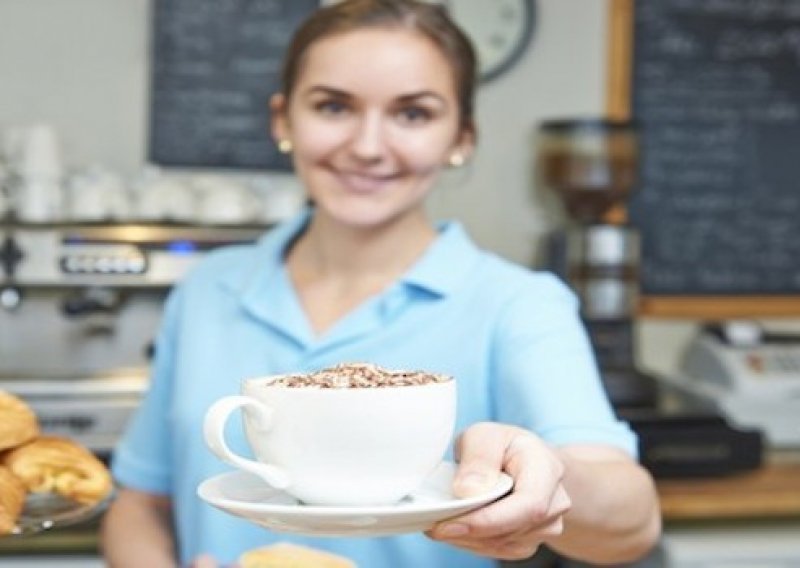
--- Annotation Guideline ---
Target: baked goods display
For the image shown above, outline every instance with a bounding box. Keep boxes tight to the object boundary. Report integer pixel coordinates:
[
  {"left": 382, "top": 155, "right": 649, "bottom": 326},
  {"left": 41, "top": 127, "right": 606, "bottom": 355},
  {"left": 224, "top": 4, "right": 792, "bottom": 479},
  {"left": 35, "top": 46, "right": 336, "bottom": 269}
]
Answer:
[
  {"left": 0, "top": 465, "right": 26, "bottom": 535},
  {"left": 239, "top": 543, "right": 357, "bottom": 568},
  {"left": 0, "top": 391, "right": 39, "bottom": 451},
  {"left": 3, "top": 436, "right": 113, "bottom": 505},
  {"left": 0, "top": 389, "right": 113, "bottom": 536}
]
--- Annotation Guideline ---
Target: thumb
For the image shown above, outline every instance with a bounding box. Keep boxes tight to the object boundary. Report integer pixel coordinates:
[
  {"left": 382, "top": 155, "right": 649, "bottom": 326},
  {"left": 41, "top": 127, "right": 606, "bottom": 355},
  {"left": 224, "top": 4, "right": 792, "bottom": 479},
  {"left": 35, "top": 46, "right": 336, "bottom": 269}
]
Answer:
[{"left": 452, "top": 423, "right": 509, "bottom": 498}]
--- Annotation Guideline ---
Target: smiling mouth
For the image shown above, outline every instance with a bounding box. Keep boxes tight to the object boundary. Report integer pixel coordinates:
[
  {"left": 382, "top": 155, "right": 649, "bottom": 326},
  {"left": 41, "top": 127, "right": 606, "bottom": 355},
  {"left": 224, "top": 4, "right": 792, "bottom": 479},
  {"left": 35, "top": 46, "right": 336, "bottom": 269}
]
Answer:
[{"left": 336, "top": 171, "right": 399, "bottom": 193}]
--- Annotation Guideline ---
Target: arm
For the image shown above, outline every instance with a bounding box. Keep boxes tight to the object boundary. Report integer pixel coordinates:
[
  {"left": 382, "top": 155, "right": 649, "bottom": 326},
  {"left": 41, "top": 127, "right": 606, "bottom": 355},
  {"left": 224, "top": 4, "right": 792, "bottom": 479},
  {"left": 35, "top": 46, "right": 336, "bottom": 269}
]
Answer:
[
  {"left": 100, "top": 488, "right": 177, "bottom": 568},
  {"left": 428, "top": 423, "right": 661, "bottom": 564},
  {"left": 549, "top": 444, "right": 661, "bottom": 564}
]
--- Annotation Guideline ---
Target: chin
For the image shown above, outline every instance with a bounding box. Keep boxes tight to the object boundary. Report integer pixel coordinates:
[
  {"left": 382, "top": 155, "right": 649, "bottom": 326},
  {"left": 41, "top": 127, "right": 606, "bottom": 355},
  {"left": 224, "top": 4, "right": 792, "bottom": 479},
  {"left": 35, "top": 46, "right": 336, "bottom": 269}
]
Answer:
[{"left": 318, "top": 200, "right": 416, "bottom": 230}]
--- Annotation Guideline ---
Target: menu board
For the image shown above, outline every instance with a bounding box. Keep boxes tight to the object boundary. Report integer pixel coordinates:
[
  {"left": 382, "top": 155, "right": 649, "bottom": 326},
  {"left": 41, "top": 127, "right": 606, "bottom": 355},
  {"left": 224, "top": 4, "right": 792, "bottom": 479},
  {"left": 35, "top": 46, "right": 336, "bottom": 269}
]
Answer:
[
  {"left": 149, "top": 0, "right": 319, "bottom": 170},
  {"left": 621, "top": 0, "right": 800, "bottom": 302}
]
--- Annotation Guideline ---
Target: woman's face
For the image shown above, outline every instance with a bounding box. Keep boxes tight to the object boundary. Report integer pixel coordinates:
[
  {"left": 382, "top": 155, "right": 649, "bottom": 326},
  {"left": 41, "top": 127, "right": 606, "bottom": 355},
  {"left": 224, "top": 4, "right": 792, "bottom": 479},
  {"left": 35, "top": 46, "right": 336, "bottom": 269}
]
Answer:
[{"left": 272, "top": 28, "right": 473, "bottom": 229}]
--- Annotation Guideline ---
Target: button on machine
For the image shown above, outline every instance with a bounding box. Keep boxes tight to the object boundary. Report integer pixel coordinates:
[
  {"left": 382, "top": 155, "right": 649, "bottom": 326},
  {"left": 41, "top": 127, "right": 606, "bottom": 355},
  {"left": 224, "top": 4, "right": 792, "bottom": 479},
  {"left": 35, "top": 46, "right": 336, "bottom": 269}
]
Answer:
[{"left": 59, "top": 244, "right": 147, "bottom": 275}]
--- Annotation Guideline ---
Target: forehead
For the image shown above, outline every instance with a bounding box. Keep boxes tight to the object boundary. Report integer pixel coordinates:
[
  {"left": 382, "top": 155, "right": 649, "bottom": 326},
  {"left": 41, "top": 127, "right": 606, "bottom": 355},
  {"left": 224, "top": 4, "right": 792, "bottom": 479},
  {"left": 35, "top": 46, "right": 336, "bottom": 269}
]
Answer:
[{"left": 295, "top": 28, "right": 458, "bottom": 99}]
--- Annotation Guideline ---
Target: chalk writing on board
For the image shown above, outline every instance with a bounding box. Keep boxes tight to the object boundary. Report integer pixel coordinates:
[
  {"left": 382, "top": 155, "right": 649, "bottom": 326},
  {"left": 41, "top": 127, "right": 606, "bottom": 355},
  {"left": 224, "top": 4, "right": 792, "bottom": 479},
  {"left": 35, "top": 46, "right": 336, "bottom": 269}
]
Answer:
[
  {"left": 629, "top": 0, "right": 800, "bottom": 295},
  {"left": 149, "top": 0, "right": 319, "bottom": 170}
]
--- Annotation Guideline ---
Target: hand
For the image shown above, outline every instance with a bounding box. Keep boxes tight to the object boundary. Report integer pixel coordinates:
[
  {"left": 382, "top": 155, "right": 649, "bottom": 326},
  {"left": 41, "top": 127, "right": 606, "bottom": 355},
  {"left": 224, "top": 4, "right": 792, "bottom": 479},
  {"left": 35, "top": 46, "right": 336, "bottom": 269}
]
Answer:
[
  {"left": 189, "top": 554, "right": 239, "bottom": 568},
  {"left": 426, "top": 422, "right": 572, "bottom": 560}
]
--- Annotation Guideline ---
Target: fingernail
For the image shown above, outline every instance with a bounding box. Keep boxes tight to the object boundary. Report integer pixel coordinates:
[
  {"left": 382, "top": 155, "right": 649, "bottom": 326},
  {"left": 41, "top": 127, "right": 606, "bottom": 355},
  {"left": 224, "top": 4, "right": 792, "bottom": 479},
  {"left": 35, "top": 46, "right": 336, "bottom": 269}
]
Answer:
[{"left": 437, "top": 523, "right": 469, "bottom": 538}]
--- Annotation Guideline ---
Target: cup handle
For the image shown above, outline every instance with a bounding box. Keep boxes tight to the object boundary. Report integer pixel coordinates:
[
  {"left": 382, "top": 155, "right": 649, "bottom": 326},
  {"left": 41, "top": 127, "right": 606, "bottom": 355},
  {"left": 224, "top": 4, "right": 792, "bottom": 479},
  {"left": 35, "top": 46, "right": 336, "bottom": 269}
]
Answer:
[{"left": 203, "top": 395, "right": 291, "bottom": 490}]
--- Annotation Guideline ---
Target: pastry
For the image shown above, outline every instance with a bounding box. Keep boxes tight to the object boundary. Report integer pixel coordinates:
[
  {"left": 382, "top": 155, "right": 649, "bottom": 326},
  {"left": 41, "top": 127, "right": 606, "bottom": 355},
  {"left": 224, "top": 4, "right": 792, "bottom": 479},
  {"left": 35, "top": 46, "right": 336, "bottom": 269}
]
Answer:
[
  {"left": 0, "top": 390, "right": 39, "bottom": 451},
  {"left": 2, "top": 435, "right": 112, "bottom": 505},
  {"left": 239, "top": 543, "right": 357, "bottom": 568},
  {"left": 0, "top": 465, "right": 25, "bottom": 535}
]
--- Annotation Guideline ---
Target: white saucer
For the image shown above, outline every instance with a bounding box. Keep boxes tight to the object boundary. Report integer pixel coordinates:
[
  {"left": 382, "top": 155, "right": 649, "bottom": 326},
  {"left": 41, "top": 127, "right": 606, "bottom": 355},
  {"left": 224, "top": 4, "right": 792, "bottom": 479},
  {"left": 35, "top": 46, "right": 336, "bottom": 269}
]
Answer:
[{"left": 197, "top": 461, "right": 513, "bottom": 537}]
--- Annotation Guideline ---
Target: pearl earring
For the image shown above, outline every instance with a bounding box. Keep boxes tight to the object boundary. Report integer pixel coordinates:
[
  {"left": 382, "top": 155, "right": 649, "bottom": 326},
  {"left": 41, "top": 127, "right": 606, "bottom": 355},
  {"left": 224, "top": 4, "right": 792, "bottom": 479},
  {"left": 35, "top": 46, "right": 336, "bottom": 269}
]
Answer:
[
  {"left": 448, "top": 153, "right": 465, "bottom": 167},
  {"left": 277, "top": 139, "right": 293, "bottom": 154}
]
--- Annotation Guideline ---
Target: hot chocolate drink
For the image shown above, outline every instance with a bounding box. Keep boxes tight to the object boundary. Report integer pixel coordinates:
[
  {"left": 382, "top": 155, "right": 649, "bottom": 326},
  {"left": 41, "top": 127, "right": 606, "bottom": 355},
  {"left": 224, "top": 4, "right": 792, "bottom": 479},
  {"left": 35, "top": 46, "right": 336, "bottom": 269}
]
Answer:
[
  {"left": 270, "top": 362, "right": 451, "bottom": 389},
  {"left": 205, "top": 362, "right": 456, "bottom": 505}
]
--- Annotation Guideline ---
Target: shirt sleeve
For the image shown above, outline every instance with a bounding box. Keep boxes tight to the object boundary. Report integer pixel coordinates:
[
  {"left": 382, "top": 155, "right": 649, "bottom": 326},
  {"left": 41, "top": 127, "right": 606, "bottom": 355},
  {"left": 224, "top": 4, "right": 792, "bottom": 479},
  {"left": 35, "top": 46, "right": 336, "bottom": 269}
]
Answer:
[
  {"left": 491, "top": 273, "right": 638, "bottom": 456},
  {"left": 110, "top": 286, "right": 184, "bottom": 494}
]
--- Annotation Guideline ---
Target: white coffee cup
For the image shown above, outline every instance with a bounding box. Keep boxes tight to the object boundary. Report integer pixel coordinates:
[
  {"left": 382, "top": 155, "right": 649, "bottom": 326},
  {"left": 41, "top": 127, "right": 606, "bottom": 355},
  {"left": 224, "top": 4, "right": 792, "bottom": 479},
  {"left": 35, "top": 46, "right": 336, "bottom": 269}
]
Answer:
[
  {"left": 193, "top": 175, "right": 260, "bottom": 225},
  {"left": 19, "top": 124, "right": 63, "bottom": 179},
  {"left": 67, "top": 167, "right": 130, "bottom": 221},
  {"left": 134, "top": 175, "right": 195, "bottom": 222},
  {"left": 204, "top": 373, "right": 456, "bottom": 506}
]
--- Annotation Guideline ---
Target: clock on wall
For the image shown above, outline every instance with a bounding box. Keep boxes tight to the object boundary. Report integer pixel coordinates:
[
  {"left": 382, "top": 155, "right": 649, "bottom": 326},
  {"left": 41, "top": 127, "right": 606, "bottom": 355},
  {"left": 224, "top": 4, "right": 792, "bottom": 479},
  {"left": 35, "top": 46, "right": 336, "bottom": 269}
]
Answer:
[
  {"left": 321, "top": 0, "right": 538, "bottom": 83},
  {"left": 442, "top": 0, "right": 537, "bottom": 82}
]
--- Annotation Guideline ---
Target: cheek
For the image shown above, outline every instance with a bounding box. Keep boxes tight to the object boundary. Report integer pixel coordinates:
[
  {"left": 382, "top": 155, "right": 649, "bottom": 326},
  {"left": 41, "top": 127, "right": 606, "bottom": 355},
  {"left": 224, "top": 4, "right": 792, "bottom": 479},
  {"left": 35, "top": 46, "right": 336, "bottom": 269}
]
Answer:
[
  {"left": 395, "top": 133, "right": 454, "bottom": 172},
  {"left": 291, "top": 118, "right": 350, "bottom": 159}
]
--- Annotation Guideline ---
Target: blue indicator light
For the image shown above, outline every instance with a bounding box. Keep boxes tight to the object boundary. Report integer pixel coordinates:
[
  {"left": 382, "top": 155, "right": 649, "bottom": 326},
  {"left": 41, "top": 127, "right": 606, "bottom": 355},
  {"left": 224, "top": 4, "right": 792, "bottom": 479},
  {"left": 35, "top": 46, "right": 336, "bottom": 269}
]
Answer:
[{"left": 167, "top": 240, "right": 197, "bottom": 254}]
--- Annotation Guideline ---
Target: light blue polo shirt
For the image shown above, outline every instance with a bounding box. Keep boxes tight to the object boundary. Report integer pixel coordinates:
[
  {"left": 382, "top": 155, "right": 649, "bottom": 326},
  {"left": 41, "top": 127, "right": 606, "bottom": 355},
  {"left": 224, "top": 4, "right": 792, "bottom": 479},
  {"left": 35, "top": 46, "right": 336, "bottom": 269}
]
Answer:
[{"left": 111, "top": 210, "right": 636, "bottom": 568}]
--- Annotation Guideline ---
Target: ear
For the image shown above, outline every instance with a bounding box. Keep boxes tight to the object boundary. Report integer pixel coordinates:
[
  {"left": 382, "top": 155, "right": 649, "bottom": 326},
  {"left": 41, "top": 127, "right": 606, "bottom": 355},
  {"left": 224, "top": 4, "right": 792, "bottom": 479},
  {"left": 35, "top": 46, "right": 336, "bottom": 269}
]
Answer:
[
  {"left": 269, "top": 93, "right": 290, "bottom": 143},
  {"left": 453, "top": 123, "right": 477, "bottom": 162}
]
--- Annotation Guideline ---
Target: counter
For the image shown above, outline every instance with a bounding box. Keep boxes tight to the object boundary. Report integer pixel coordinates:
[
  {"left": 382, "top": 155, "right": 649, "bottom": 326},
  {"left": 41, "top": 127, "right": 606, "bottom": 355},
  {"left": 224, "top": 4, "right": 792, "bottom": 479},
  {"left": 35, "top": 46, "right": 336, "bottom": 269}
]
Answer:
[
  {"left": 656, "top": 452, "right": 800, "bottom": 521},
  {"left": 649, "top": 452, "right": 800, "bottom": 568}
]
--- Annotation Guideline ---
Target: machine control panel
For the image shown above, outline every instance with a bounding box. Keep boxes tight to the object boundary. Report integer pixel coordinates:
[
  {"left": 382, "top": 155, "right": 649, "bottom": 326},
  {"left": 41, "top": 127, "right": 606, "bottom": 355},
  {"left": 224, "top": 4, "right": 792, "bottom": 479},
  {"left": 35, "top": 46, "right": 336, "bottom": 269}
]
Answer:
[
  {"left": 59, "top": 243, "right": 147, "bottom": 275},
  {"left": 0, "top": 224, "right": 265, "bottom": 287}
]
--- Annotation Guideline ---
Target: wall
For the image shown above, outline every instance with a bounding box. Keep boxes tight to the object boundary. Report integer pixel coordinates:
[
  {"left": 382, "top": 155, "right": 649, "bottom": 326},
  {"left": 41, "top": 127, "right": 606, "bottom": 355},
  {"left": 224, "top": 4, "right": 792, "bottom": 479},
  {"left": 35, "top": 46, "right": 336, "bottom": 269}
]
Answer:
[
  {"left": 3, "top": 0, "right": 795, "bottom": 375},
  {"left": 0, "top": 0, "right": 605, "bottom": 263},
  {"left": 0, "top": 0, "right": 149, "bottom": 178}
]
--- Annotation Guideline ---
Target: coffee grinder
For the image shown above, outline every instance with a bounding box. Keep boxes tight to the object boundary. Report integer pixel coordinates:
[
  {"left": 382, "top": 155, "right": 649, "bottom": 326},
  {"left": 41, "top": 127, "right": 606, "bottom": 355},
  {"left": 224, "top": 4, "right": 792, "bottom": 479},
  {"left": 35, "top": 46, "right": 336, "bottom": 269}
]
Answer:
[{"left": 536, "top": 119, "right": 658, "bottom": 409}]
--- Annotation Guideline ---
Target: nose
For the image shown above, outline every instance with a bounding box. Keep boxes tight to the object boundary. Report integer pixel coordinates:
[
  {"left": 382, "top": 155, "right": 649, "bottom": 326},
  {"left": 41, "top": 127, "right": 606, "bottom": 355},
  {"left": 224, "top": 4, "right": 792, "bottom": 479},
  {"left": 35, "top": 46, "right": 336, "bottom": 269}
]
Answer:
[{"left": 349, "top": 111, "right": 387, "bottom": 162}]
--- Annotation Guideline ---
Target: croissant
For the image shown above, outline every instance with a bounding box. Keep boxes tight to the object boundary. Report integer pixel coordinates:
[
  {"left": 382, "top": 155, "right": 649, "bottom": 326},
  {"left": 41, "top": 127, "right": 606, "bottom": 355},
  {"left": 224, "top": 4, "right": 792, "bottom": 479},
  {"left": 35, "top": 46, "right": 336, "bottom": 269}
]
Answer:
[
  {"left": 2, "top": 436, "right": 112, "bottom": 505},
  {"left": 0, "top": 465, "right": 25, "bottom": 535},
  {"left": 0, "top": 390, "right": 39, "bottom": 451},
  {"left": 239, "top": 543, "right": 357, "bottom": 568}
]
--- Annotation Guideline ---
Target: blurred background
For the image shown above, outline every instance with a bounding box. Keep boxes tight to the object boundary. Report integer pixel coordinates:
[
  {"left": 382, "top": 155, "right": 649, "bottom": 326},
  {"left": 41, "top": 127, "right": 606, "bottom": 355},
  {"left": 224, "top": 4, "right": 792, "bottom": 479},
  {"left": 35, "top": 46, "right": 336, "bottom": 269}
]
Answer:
[{"left": 1, "top": 1, "right": 799, "bottom": 566}]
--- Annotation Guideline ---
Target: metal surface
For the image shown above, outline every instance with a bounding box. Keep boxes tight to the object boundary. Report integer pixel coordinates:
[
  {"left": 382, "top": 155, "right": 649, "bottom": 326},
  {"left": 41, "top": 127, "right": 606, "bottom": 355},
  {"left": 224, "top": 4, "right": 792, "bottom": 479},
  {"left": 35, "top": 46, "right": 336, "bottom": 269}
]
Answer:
[
  {"left": 1, "top": 223, "right": 264, "bottom": 287},
  {"left": 0, "top": 222, "right": 264, "bottom": 557}
]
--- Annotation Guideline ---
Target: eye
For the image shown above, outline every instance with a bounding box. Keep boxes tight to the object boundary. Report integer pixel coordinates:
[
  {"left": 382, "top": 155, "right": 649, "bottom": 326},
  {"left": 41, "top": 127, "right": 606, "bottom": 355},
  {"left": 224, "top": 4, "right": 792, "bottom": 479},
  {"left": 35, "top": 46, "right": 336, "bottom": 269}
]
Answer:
[
  {"left": 314, "top": 99, "right": 350, "bottom": 116},
  {"left": 396, "top": 106, "right": 433, "bottom": 125}
]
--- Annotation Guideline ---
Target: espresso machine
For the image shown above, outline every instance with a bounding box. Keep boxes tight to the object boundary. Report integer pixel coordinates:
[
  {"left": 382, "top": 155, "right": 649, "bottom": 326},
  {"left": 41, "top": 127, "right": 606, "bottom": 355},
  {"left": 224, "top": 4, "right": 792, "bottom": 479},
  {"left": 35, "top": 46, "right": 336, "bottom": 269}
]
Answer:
[
  {"left": 535, "top": 121, "right": 766, "bottom": 481},
  {"left": 0, "top": 222, "right": 264, "bottom": 456},
  {"left": 537, "top": 119, "right": 658, "bottom": 410}
]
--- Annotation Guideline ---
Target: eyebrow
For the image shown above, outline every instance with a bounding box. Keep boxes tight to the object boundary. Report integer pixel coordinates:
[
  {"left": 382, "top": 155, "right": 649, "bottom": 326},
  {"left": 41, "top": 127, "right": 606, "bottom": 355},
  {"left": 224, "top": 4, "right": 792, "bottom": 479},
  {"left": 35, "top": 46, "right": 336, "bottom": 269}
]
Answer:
[{"left": 303, "top": 85, "right": 448, "bottom": 105}]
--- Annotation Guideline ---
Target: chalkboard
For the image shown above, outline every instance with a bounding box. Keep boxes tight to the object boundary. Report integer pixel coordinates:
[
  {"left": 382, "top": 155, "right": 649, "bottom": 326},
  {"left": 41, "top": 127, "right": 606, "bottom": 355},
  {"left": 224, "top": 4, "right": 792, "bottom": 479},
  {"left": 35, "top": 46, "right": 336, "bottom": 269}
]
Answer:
[
  {"left": 622, "top": 0, "right": 800, "bottom": 298},
  {"left": 149, "top": 0, "right": 320, "bottom": 170}
]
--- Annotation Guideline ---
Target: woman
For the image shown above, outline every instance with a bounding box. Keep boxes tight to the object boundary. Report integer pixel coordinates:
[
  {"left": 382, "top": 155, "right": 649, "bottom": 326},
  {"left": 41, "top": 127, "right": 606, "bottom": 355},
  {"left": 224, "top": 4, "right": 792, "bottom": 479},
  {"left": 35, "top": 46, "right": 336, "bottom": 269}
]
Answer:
[{"left": 101, "top": 1, "right": 660, "bottom": 566}]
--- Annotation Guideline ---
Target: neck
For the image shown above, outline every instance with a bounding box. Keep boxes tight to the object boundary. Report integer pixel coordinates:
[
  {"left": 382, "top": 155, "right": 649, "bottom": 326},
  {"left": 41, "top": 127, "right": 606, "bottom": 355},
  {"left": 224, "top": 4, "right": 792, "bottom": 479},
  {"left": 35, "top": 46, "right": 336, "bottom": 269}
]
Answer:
[{"left": 288, "top": 210, "right": 437, "bottom": 285}]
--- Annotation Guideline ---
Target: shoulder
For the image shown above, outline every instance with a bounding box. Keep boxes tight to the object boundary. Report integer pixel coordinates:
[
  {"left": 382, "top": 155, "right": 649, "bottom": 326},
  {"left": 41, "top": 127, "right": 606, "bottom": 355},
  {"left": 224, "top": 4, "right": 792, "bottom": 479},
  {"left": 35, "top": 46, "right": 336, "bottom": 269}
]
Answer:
[
  {"left": 183, "top": 241, "right": 261, "bottom": 286},
  {"left": 472, "top": 252, "right": 578, "bottom": 308},
  {"left": 178, "top": 211, "right": 308, "bottom": 295},
  {"left": 428, "top": 221, "right": 576, "bottom": 308},
  {"left": 155, "top": 241, "right": 260, "bottom": 329}
]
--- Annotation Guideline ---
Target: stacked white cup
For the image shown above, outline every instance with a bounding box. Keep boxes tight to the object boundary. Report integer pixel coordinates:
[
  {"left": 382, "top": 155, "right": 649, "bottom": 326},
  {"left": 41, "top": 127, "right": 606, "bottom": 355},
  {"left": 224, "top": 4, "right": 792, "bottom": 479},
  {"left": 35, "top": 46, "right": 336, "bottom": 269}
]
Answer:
[{"left": 17, "top": 124, "right": 65, "bottom": 222}]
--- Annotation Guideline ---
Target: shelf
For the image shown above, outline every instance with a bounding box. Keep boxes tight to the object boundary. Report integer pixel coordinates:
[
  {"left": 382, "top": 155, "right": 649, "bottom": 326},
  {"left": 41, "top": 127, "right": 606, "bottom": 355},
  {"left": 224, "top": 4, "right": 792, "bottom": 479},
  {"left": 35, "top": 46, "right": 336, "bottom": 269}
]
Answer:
[{"left": 657, "top": 459, "right": 800, "bottom": 521}]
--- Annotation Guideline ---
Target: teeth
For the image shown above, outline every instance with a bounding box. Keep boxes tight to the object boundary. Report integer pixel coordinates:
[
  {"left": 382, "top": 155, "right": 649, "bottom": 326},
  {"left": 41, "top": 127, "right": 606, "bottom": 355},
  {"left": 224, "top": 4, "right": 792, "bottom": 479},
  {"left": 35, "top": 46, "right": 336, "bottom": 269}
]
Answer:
[
  {"left": 339, "top": 171, "right": 393, "bottom": 191},
  {"left": 351, "top": 173, "right": 386, "bottom": 182}
]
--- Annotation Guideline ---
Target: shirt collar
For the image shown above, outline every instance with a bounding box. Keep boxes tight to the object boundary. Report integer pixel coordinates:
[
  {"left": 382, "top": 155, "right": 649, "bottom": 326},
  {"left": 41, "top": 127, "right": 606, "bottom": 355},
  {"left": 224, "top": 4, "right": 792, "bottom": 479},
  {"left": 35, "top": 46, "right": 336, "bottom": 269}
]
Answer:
[
  {"left": 230, "top": 209, "right": 310, "bottom": 328},
  {"left": 224, "top": 209, "right": 483, "bottom": 315},
  {"left": 399, "top": 220, "right": 483, "bottom": 297}
]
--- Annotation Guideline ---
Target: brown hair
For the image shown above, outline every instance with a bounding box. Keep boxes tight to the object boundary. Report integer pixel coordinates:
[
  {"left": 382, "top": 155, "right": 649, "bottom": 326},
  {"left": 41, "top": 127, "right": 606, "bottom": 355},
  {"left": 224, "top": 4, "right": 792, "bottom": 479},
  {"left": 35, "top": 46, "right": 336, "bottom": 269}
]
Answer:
[{"left": 280, "top": 0, "right": 477, "bottom": 131}]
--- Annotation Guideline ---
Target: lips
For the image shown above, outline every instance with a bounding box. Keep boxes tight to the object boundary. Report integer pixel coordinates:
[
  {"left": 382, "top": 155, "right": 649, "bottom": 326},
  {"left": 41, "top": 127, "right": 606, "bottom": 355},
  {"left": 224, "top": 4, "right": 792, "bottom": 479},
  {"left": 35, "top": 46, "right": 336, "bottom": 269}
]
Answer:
[{"left": 335, "top": 170, "right": 399, "bottom": 193}]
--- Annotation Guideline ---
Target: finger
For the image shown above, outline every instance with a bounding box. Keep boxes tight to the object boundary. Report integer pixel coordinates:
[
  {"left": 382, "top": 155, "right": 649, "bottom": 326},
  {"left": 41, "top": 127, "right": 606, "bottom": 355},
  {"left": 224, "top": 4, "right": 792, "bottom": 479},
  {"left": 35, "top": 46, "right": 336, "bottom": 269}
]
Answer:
[
  {"left": 549, "top": 485, "right": 572, "bottom": 517},
  {"left": 456, "top": 435, "right": 553, "bottom": 532},
  {"left": 452, "top": 423, "right": 517, "bottom": 498},
  {"left": 434, "top": 435, "right": 569, "bottom": 540},
  {"left": 431, "top": 532, "right": 545, "bottom": 561},
  {"left": 431, "top": 487, "right": 552, "bottom": 541},
  {"left": 433, "top": 514, "right": 565, "bottom": 560},
  {"left": 191, "top": 554, "right": 217, "bottom": 568},
  {"left": 503, "top": 433, "right": 564, "bottom": 507}
]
